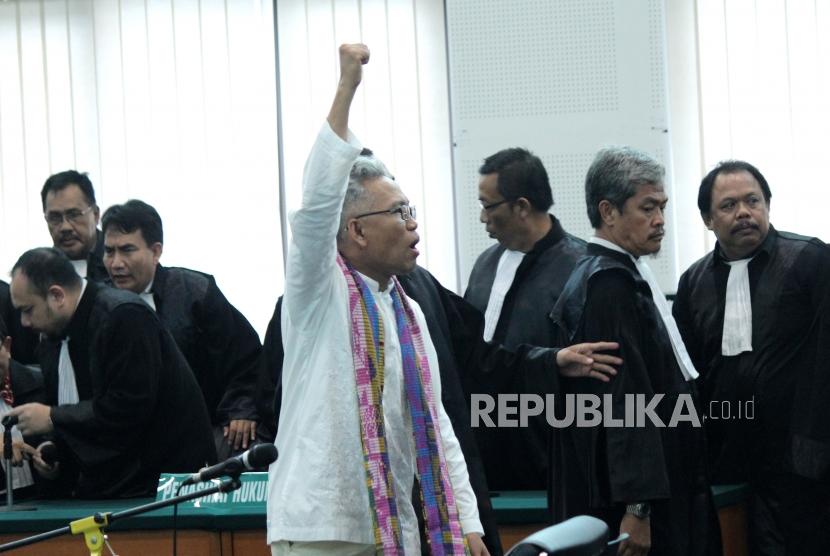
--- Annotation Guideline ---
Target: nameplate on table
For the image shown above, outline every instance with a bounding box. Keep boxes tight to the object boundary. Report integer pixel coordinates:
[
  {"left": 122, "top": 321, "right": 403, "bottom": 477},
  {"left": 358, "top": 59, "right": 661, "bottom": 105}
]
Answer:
[{"left": 156, "top": 472, "right": 268, "bottom": 508}]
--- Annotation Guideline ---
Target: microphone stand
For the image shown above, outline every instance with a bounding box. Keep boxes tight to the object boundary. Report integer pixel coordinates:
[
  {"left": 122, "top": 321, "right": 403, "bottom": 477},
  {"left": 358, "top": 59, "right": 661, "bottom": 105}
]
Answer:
[
  {"left": 0, "top": 424, "right": 34, "bottom": 513},
  {"left": 0, "top": 475, "right": 243, "bottom": 555},
  {"left": 3, "top": 426, "right": 11, "bottom": 507}
]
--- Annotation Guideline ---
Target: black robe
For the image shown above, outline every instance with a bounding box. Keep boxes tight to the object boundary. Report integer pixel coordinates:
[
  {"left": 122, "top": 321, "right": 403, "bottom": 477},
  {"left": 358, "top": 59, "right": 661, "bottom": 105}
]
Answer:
[
  {"left": 0, "top": 292, "right": 43, "bottom": 406},
  {"left": 151, "top": 265, "right": 263, "bottom": 428},
  {"left": 257, "top": 297, "right": 283, "bottom": 446},
  {"left": 0, "top": 280, "right": 40, "bottom": 365},
  {"left": 85, "top": 229, "right": 109, "bottom": 283},
  {"left": 260, "top": 267, "right": 562, "bottom": 556},
  {"left": 673, "top": 228, "right": 830, "bottom": 553},
  {"left": 37, "top": 282, "right": 216, "bottom": 498},
  {"left": 549, "top": 244, "right": 719, "bottom": 556},
  {"left": 464, "top": 216, "right": 586, "bottom": 489}
]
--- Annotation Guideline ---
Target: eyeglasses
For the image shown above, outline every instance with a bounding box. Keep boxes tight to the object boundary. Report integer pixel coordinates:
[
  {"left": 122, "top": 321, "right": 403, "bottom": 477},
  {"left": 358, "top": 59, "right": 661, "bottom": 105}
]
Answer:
[
  {"left": 354, "top": 204, "right": 417, "bottom": 222},
  {"left": 44, "top": 206, "right": 95, "bottom": 227},
  {"left": 479, "top": 199, "right": 510, "bottom": 211}
]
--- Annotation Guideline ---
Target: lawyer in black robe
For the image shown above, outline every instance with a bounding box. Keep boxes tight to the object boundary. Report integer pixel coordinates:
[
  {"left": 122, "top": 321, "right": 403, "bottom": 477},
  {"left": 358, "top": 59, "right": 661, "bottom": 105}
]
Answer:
[
  {"left": 465, "top": 216, "right": 586, "bottom": 490},
  {"left": 151, "top": 265, "right": 263, "bottom": 446},
  {"left": 26, "top": 279, "right": 216, "bottom": 498},
  {"left": 40, "top": 168, "right": 109, "bottom": 284},
  {"left": 101, "top": 200, "right": 266, "bottom": 457},
  {"left": 550, "top": 244, "right": 720, "bottom": 555},
  {"left": 674, "top": 227, "right": 830, "bottom": 553}
]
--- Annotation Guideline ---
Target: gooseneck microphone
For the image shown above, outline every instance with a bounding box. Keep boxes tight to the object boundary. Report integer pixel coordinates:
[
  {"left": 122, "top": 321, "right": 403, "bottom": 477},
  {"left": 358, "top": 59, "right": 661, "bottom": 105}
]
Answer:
[{"left": 181, "top": 443, "right": 277, "bottom": 486}]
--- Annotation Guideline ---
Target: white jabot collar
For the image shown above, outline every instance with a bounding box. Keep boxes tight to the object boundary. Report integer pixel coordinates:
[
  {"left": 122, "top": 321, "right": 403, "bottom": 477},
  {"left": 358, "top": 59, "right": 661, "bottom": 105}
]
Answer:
[
  {"left": 482, "top": 249, "right": 525, "bottom": 342},
  {"left": 140, "top": 278, "right": 156, "bottom": 311},
  {"left": 70, "top": 259, "right": 88, "bottom": 280},
  {"left": 721, "top": 258, "right": 753, "bottom": 356}
]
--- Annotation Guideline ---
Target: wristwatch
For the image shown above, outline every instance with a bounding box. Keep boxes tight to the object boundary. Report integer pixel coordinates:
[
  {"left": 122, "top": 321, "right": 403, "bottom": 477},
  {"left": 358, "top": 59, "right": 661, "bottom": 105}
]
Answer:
[{"left": 625, "top": 502, "right": 651, "bottom": 519}]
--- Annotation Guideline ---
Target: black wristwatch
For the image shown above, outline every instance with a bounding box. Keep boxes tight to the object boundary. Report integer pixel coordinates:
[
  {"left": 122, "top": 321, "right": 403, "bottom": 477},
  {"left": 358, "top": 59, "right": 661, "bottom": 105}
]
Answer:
[{"left": 625, "top": 502, "right": 651, "bottom": 519}]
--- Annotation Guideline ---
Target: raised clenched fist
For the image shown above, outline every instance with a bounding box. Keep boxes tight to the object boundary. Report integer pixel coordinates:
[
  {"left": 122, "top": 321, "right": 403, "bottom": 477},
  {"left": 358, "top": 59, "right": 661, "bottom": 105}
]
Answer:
[{"left": 338, "top": 43, "right": 370, "bottom": 89}]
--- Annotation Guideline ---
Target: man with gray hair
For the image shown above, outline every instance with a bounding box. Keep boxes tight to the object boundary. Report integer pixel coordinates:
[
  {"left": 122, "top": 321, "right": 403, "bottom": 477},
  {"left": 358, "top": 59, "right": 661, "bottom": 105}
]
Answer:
[
  {"left": 266, "top": 44, "right": 621, "bottom": 556},
  {"left": 266, "top": 43, "right": 488, "bottom": 555},
  {"left": 549, "top": 147, "right": 720, "bottom": 555}
]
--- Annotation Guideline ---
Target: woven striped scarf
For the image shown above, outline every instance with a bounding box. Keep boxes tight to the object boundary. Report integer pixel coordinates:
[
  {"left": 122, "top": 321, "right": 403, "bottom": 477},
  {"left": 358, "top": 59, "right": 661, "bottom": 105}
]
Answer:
[{"left": 337, "top": 256, "right": 468, "bottom": 555}]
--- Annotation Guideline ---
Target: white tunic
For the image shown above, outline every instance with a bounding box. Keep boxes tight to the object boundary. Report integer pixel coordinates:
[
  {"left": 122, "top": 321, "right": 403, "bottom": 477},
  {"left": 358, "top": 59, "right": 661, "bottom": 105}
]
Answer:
[{"left": 266, "top": 124, "right": 482, "bottom": 551}]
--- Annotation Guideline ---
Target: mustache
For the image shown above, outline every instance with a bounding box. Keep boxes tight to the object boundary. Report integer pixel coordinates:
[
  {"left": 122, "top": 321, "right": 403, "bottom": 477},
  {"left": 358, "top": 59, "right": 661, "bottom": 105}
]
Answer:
[
  {"left": 648, "top": 229, "right": 665, "bottom": 239},
  {"left": 732, "top": 221, "right": 759, "bottom": 233},
  {"left": 58, "top": 231, "right": 80, "bottom": 240}
]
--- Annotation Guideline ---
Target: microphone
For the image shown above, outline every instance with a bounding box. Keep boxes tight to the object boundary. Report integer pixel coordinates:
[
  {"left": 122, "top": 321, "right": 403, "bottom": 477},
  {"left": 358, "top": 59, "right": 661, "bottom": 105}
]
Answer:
[
  {"left": 2, "top": 416, "right": 15, "bottom": 462},
  {"left": 39, "top": 442, "right": 59, "bottom": 467},
  {"left": 181, "top": 443, "right": 277, "bottom": 486}
]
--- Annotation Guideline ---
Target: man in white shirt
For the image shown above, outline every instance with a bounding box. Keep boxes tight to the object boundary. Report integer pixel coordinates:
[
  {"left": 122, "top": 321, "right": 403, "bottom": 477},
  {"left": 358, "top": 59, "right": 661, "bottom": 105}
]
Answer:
[
  {"left": 268, "top": 44, "right": 627, "bottom": 555},
  {"left": 266, "top": 43, "right": 488, "bottom": 555}
]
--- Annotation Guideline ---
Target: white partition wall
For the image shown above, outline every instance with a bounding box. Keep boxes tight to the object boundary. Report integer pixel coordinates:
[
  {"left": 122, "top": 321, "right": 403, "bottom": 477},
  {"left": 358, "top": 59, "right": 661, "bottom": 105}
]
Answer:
[{"left": 446, "top": 0, "right": 680, "bottom": 293}]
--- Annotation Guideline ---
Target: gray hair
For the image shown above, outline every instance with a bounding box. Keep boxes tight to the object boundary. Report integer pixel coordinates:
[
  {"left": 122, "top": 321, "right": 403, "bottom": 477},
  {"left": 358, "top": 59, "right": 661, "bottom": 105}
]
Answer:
[
  {"left": 585, "top": 146, "right": 665, "bottom": 228},
  {"left": 337, "top": 154, "right": 395, "bottom": 240}
]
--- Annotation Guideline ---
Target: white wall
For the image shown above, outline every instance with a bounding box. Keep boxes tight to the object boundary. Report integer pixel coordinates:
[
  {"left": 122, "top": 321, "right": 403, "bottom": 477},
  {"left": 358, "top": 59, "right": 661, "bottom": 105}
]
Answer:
[{"left": 446, "top": 0, "right": 681, "bottom": 293}]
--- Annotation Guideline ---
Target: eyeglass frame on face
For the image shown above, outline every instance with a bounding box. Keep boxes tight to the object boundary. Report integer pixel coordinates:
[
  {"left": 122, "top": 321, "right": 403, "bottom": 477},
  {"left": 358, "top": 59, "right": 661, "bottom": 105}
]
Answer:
[
  {"left": 44, "top": 205, "right": 96, "bottom": 227},
  {"left": 353, "top": 204, "right": 417, "bottom": 222},
  {"left": 479, "top": 199, "right": 511, "bottom": 211}
]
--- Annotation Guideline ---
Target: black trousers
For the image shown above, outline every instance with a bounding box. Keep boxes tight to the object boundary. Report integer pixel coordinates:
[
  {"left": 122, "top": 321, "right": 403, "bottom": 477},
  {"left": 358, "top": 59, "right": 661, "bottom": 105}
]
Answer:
[{"left": 748, "top": 471, "right": 830, "bottom": 556}]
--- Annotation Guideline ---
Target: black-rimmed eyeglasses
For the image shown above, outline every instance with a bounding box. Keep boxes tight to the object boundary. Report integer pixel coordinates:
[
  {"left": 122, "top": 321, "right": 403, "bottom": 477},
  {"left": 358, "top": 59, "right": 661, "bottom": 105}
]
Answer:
[
  {"left": 354, "top": 205, "right": 417, "bottom": 222},
  {"left": 479, "top": 199, "right": 510, "bottom": 211}
]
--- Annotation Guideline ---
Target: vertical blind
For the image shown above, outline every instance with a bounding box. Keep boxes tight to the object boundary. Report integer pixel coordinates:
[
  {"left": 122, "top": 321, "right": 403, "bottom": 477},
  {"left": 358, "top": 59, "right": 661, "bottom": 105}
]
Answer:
[
  {"left": 275, "top": 0, "right": 458, "bottom": 289},
  {"left": 5, "top": 0, "right": 826, "bottom": 328},
  {"left": 0, "top": 0, "right": 281, "bottom": 336},
  {"left": 697, "top": 0, "right": 830, "bottom": 241}
]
